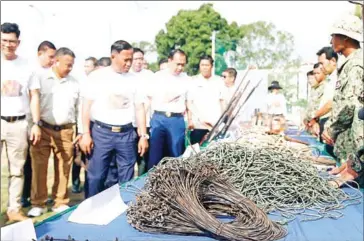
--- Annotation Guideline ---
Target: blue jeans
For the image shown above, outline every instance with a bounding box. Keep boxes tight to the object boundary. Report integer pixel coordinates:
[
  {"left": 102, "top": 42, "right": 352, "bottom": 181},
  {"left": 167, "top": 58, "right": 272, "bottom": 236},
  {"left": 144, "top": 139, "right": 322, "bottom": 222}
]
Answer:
[
  {"left": 148, "top": 113, "right": 185, "bottom": 170},
  {"left": 87, "top": 122, "right": 137, "bottom": 197}
]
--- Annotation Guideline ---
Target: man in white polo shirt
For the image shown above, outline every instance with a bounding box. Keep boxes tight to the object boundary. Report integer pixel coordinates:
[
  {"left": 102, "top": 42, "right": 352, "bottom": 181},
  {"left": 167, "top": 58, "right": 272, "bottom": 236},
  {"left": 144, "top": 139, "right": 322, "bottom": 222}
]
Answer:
[
  {"left": 147, "top": 49, "right": 190, "bottom": 170},
  {"left": 1, "top": 22, "right": 41, "bottom": 221},
  {"left": 79, "top": 40, "right": 148, "bottom": 197},
  {"left": 129, "top": 47, "right": 154, "bottom": 176},
  {"left": 22, "top": 40, "right": 57, "bottom": 208},
  {"left": 27, "top": 47, "right": 82, "bottom": 217},
  {"left": 187, "top": 55, "right": 225, "bottom": 145}
]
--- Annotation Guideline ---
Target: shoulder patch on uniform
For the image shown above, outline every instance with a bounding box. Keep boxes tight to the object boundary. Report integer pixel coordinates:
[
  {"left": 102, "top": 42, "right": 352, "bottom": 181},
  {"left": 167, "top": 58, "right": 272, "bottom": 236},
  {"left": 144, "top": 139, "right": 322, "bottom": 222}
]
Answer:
[{"left": 335, "top": 81, "right": 341, "bottom": 89}]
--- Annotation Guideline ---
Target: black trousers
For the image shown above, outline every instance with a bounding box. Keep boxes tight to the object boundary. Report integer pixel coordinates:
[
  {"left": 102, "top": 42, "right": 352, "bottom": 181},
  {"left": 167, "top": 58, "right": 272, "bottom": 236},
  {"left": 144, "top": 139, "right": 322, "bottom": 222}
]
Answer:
[
  {"left": 22, "top": 151, "right": 32, "bottom": 200},
  {"left": 190, "top": 129, "right": 209, "bottom": 145},
  {"left": 319, "top": 117, "right": 336, "bottom": 159},
  {"left": 72, "top": 152, "right": 89, "bottom": 197}
]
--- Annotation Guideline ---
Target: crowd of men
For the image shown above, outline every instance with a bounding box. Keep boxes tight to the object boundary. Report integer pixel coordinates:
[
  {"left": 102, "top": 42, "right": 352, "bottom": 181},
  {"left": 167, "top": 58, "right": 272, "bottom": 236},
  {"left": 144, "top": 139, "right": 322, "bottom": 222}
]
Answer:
[
  {"left": 303, "top": 14, "right": 363, "bottom": 188},
  {"left": 1, "top": 22, "right": 244, "bottom": 222},
  {"left": 1, "top": 10, "right": 363, "bottom": 224}
]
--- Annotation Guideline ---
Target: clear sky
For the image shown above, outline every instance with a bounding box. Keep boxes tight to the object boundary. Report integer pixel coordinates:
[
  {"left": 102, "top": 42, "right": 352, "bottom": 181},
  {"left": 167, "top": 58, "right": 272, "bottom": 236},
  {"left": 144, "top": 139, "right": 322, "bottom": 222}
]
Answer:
[{"left": 1, "top": 1, "right": 355, "bottom": 77}]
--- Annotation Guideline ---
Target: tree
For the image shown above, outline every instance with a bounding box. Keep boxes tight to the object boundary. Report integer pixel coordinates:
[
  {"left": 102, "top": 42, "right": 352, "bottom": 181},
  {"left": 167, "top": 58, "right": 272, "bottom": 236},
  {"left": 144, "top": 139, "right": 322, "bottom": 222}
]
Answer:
[
  {"left": 155, "top": 3, "right": 243, "bottom": 76},
  {"left": 236, "top": 21, "right": 298, "bottom": 70},
  {"left": 354, "top": 4, "right": 363, "bottom": 19},
  {"left": 131, "top": 41, "right": 156, "bottom": 53},
  {"left": 148, "top": 62, "right": 159, "bottom": 72}
]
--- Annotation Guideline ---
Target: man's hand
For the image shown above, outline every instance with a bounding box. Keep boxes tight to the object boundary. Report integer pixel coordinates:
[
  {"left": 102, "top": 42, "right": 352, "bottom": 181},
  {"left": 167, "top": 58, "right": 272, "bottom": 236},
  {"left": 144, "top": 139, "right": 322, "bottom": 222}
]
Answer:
[
  {"left": 138, "top": 138, "right": 149, "bottom": 157},
  {"left": 73, "top": 134, "right": 82, "bottom": 146},
  {"left": 322, "top": 129, "right": 334, "bottom": 145},
  {"left": 307, "top": 118, "right": 317, "bottom": 127},
  {"left": 30, "top": 125, "right": 41, "bottom": 145},
  {"left": 308, "top": 123, "right": 320, "bottom": 137},
  {"left": 79, "top": 133, "right": 94, "bottom": 155}
]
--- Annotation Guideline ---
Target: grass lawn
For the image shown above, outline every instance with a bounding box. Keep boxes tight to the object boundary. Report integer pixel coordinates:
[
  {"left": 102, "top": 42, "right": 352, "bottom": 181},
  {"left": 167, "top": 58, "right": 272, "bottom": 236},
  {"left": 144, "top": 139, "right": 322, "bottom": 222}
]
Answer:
[{"left": 1, "top": 151, "right": 85, "bottom": 227}]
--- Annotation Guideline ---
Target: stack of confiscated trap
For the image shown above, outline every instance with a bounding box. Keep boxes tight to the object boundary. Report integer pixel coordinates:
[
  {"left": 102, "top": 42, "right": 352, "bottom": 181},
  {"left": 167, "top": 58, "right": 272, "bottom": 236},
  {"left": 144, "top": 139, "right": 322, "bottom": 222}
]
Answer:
[
  {"left": 235, "top": 126, "right": 336, "bottom": 166},
  {"left": 193, "top": 141, "right": 362, "bottom": 223},
  {"left": 127, "top": 159, "right": 287, "bottom": 241}
]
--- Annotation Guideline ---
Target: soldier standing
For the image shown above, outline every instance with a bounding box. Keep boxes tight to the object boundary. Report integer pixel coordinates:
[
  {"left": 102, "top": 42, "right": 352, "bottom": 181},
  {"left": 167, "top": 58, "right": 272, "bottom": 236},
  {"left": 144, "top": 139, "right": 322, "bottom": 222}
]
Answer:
[{"left": 321, "top": 14, "right": 363, "bottom": 184}]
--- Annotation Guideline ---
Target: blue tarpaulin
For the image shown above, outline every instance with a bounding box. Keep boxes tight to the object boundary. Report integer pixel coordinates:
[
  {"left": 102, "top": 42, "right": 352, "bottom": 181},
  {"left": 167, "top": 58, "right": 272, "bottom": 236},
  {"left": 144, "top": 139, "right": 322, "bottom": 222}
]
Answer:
[{"left": 35, "top": 131, "right": 363, "bottom": 241}]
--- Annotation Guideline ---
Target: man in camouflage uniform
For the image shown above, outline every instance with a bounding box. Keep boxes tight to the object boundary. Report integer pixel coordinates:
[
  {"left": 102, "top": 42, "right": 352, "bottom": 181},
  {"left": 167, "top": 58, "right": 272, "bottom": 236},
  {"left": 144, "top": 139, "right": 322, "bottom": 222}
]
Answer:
[
  {"left": 321, "top": 13, "right": 364, "bottom": 186},
  {"left": 304, "top": 63, "right": 326, "bottom": 136}
]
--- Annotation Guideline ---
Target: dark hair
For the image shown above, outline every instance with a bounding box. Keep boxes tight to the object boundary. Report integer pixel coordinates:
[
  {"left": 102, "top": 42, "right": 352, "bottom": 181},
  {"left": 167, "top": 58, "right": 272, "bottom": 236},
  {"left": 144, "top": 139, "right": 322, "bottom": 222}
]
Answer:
[
  {"left": 223, "top": 68, "right": 237, "bottom": 79},
  {"left": 168, "top": 49, "right": 188, "bottom": 63},
  {"left": 307, "top": 70, "right": 314, "bottom": 77},
  {"left": 158, "top": 58, "right": 168, "bottom": 66},
  {"left": 199, "top": 54, "right": 214, "bottom": 65},
  {"left": 111, "top": 40, "right": 133, "bottom": 53},
  {"left": 1, "top": 22, "right": 20, "bottom": 38},
  {"left": 316, "top": 47, "right": 338, "bottom": 61},
  {"left": 98, "top": 57, "right": 111, "bottom": 67},
  {"left": 133, "top": 47, "right": 144, "bottom": 55},
  {"left": 313, "top": 62, "right": 322, "bottom": 69},
  {"left": 85, "top": 57, "right": 98, "bottom": 66},
  {"left": 55, "top": 47, "right": 76, "bottom": 58},
  {"left": 37, "top": 41, "right": 56, "bottom": 52}
]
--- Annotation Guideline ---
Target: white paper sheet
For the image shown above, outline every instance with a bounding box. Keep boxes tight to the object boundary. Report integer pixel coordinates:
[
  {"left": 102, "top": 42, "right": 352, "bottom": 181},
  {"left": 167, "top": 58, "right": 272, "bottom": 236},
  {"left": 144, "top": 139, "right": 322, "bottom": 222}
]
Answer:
[
  {"left": 182, "top": 143, "right": 201, "bottom": 158},
  {"left": 1, "top": 218, "right": 36, "bottom": 241},
  {"left": 68, "top": 184, "right": 128, "bottom": 225}
]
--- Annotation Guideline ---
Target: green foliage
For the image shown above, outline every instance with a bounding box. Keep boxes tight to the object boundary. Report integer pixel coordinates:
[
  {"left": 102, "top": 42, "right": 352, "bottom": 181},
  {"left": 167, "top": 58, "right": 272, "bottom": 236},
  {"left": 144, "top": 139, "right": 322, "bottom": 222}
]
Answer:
[
  {"left": 131, "top": 41, "right": 156, "bottom": 53},
  {"left": 236, "top": 21, "right": 297, "bottom": 69},
  {"left": 148, "top": 62, "right": 159, "bottom": 73},
  {"left": 155, "top": 3, "right": 243, "bottom": 76},
  {"left": 354, "top": 5, "right": 363, "bottom": 19},
  {"left": 292, "top": 98, "right": 308, "bottom": 108},
  {"left": 154, "top": 3, "right": 300, "bottom": 77}
]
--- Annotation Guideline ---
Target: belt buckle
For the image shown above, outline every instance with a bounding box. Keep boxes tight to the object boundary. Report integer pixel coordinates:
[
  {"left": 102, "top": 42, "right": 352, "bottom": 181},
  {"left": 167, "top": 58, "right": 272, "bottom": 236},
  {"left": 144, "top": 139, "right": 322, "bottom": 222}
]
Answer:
[
  {"left": 165, "top": 112, "right": 171, "bottom": 118},
  {"left": 111, "top": 126, "right": 122, "bottom": 132},
  {"left": 54, "top": 126, "right": 61, "bottom": 131},
  {"left": 9, "top": 116, "right": 14, "bottom": 122}
]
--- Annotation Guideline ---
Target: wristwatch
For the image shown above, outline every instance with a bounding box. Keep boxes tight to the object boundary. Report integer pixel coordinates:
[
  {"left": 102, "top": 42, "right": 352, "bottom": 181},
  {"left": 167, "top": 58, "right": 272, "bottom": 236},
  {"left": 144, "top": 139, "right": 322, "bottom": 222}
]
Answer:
[
  {"left": 140, "top": 133, "right": 150, "bottom": 140},
  {"left": 33, "top": 120, "right": 43, "bottom": 127}
]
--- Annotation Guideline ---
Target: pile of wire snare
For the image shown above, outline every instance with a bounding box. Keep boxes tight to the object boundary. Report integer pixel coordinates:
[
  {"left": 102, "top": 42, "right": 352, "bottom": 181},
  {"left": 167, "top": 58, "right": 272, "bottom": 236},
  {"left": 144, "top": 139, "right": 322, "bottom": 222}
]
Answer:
[
  {"left": 127, "top": 160, "right": 287, "bottom": 241},
  {"left": 189, "top": 140, "right": 362, "bottom": 224},
  {"left": 233, "top": 126, "right": 336, "bottom": 166}
]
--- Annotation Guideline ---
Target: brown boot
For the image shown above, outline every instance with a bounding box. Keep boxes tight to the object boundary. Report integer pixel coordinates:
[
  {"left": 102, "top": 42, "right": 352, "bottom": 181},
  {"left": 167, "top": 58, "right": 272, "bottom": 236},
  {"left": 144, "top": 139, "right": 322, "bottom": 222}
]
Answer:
[{"left": 7, "top": 210, "right": 29, "bottom": 222}]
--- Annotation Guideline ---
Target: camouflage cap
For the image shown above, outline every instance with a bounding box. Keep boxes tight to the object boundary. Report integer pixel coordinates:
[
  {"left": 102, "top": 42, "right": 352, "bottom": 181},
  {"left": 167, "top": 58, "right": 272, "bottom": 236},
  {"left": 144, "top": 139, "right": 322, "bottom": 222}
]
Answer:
[{"left": 330, "top": 14, "right": 363, "bottom": 42}]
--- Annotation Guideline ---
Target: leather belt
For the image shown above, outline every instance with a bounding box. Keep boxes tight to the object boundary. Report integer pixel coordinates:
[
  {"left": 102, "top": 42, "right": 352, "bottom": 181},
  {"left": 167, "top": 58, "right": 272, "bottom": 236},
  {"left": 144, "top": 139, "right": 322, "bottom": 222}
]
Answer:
[
  {"left": 94, "top": 120, "right": 133, "bottom": 133},
  {"left": 1, "top": 115, "right": 26, "bottom": 123},
  {"left": 40, "top": 120, "right": 74, "bottom": 131},
  {"left": 154, "top": 111, "right": 183, "bottom": 118}
]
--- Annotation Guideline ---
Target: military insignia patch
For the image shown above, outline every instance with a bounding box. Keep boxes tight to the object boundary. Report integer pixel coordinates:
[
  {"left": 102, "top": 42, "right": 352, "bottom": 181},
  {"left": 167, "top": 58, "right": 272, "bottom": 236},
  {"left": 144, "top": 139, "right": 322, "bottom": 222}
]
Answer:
[{"left": 335, "top": 81, "right": 341, "bottom": 89}]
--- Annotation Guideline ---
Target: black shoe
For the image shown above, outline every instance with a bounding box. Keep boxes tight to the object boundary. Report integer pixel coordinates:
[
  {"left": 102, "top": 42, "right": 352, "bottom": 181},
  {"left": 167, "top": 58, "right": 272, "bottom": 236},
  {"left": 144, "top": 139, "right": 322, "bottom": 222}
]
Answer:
[
  {"left": 72, "top": 185, "right": 82, "bottom": 194},
  {"left": 46, "top": 198, "right": 54, "bottom": 206},
  {"left": 21, "top": 198, "right": 31, "bottom": 208}
]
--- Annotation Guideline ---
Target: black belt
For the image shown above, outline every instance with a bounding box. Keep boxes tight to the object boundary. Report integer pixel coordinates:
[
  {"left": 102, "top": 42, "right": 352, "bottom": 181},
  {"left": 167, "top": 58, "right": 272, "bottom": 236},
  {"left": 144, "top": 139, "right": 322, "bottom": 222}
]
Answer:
[
  {"left": 1, "top": 115, "right": 26, "bottom": 123},
  {"left": 40, "top": 120, "right": 74, "bottom": 131},
  {"left": 154, "top": 111, "right": 183, "bottom": 118},
  {"left": 94, "top": 120, "right": 133, "bottom": 133}
]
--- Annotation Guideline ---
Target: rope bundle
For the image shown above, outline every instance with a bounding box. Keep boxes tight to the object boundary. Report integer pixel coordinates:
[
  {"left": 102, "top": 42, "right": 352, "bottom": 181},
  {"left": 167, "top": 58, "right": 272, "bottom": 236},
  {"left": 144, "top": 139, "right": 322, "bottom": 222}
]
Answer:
[{"left": 127, "top": 160, "right": 287, "bottom": 241}]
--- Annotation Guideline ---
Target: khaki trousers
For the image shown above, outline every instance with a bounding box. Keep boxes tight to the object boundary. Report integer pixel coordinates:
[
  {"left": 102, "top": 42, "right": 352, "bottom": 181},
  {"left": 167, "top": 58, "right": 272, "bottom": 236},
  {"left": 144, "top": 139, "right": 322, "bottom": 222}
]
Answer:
[
  {"left": 30, "top": 126, "right": 74, "bottom": 208},
  {"left": 0, "top": 119, "right": 28, "bottom": 213}
]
